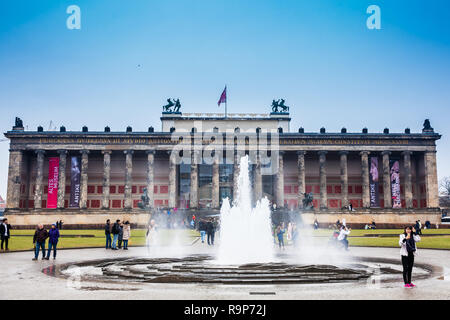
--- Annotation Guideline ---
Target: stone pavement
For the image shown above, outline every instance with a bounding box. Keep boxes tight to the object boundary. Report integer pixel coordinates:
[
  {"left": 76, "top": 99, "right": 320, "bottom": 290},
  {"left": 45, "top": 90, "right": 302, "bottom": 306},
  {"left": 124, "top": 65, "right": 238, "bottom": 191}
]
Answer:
[{"left": 0, "top": 242, "right": 449, "bottom": 300}]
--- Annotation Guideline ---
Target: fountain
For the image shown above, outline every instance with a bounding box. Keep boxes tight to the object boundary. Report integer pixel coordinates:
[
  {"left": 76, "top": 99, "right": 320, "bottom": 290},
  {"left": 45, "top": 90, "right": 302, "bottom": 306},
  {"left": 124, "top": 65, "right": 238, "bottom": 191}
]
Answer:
[
  {"left": 217, "top": 155, "right": 274, "bottom": 264},
  {"left": 45, "top": 156, "right": 435, "bottom": 288}
]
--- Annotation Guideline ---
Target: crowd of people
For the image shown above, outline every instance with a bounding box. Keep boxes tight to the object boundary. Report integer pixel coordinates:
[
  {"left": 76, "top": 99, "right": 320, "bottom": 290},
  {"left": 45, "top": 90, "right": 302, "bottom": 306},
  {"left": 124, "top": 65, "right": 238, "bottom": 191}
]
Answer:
[{"left": 104, "top": 219, "right": 131, "bottom": 250}]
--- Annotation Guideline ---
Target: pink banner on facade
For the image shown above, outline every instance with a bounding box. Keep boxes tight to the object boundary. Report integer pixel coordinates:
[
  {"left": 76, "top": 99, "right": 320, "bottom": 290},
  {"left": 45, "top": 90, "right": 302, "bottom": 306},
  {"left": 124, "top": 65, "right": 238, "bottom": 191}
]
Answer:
[{"left": 47, "top": 157, "right": 60, "bottom": 209}]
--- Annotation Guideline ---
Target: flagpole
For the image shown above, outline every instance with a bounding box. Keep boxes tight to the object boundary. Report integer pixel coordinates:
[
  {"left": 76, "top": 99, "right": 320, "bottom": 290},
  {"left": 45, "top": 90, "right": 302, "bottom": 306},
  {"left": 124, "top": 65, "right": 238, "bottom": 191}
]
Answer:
[{"left": 225, "top": 84, "right": 227, "bottom": 118}]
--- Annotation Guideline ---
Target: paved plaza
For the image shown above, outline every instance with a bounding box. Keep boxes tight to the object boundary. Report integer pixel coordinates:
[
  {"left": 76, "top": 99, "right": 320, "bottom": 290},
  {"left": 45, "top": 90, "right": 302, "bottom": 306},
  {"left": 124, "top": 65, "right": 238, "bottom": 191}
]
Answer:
[{"left": 1, "top": 242, "right": 449, "bottom": 300}]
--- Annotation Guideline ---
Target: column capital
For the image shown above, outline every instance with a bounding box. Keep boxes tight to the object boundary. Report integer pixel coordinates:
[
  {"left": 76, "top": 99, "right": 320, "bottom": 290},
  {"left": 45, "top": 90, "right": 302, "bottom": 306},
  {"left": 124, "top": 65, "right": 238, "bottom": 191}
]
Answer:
[
  {"left": 124, "top": 150, "right": 134, "bottom": 155},
  {"left": 35, "top": 149, "right": 45, "bottom": 155},
  {"left": 80, "top": 150, "right": 90, "bottom": 155},
  {"left": 318, "top": 151, "right": 328, "bottom": 156},
  {"left": 381, "top": 151, "right": 391, "bottom": 156},
  {"left": 146, "top": 150, "right": 155, "bottom": 155},
  {"left": 102, "top": 150, "right": 112, "bottom": 155},
  {"left": 57, "top": 150, "right": 68, "bottom": 155},
  {"left": 424, "top": 150, "right": 437, "bottom": 154},
  {"left": 339, "top": 151, "right": 349, "bottom": 156},
  {"left": 278, "top": 151, "right": 285, "bottom": 156},
  {"left": 401, "top": 151, "right": 413, "bottom": 156},
  {"left": 296, "top": 151, "right": 306, "bottom": 156},
  {"left": 359, "top": 151, "right": 370, "bottom": 156}
]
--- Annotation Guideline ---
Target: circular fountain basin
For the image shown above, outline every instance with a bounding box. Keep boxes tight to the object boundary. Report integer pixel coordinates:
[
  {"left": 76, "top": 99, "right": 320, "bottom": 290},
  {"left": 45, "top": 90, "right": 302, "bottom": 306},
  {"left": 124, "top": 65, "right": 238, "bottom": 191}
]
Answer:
[{"left": 44, "top": 255, "right": 434, "bottom": 285}]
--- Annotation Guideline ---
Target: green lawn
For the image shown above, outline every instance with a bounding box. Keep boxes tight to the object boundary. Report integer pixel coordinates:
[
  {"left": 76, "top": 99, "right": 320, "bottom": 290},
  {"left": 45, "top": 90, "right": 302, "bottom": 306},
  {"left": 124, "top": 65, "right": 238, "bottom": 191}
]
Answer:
[
  {"left": 2, "top": 228, "right": 450, "bottom": 252},
  {"left": 2, "top": 229, "right": 199, "bottom": 252}
]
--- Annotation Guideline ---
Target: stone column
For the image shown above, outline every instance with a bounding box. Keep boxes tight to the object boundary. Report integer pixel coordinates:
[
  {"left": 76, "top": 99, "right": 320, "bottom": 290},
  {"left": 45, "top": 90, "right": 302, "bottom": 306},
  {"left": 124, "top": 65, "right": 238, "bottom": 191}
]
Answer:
[
  {"left": 101, "top": 151, "right": 111, "bottom": 209},
  {"left": 168, "top": 151, "right": 177, "bottom": 208},
  {"left": 190, "top": 151, "right": 199, "bottom": 209},
  {"left": 233, "top": 150, "right": 240, "bottom": 201},
  {"left": 275, "top": 151, "right": 284, "bottom": 208},
  {"left": 402, "top": 151, "right": 413, "bottom": 208},
  {"left": 79, "top": 150, "right": 89, "bottom": 209},
  {"left": 382, "top": 151, "right": 392, "bottom": 208},
  {"left": 339, "top": 151, "right": 349, "bottom": 208},
  {"left": 6, "top": 150, "right": 23, "bottom": 209},
  {"left": 297, "top": 151, "right": 306, "bottom": 208},
  {"left": 57, "top": 150, "right": 67, "bottom": 209},
  {"left": 146, "top": 150, "right": 155, "bottom": 209},
  {"left": 424, "top": 151, "right": 439, "bottom": 208},
  {"left": 360, "top": 151, "right": 370, "bottom": 208},
  {"left": 34, "top": 150, "right": 45, "bottom": 209},
  {"left": 254, "top": 152, "right": 263, "bottom": 201},
  {"left": 318, "top": 151, "right": 327, "bottom": 209},
  {"left": 124, "top": 150, "right": 133, "bottom": 210},
  {"left": 212, "top": 153, "right": 220, "bottom": 209}
]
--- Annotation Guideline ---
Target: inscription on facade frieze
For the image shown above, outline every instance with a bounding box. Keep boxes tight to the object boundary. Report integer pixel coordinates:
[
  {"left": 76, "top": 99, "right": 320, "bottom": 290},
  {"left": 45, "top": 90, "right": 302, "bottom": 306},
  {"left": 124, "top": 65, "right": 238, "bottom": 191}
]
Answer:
[{"left": 6, "top": 136, "right": 434, "bottom": 147}]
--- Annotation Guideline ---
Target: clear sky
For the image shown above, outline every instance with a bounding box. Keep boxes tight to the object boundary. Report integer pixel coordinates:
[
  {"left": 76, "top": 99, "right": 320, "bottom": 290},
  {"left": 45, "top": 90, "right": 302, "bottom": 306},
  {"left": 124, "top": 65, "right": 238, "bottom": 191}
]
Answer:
[{"left": 0, "top": 0, "right": 449, "bottom": 198}]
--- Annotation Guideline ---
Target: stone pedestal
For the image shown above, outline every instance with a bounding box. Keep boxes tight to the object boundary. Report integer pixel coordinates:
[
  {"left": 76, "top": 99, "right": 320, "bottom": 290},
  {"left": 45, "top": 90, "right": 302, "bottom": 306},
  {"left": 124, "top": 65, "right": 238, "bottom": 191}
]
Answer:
[
  {"left": 339, "top": 151, "right": 349, "bottom": 208},
  {"left": 57, "top": 150, "right": 67, "bottom": 209},
  {"left": 361, "top": 151, "right": 370, "bottom": 208},
  {"left": 79, "top": 150, "right": 89, "bottom": 209},
  {"left": 318, "top": 151, "right": 327, "bottom": 209},
  {"left": 382, "top": 151, "right": 392, "bottom": 208},
  {"left": 102, "top": 151, "right": 111, "bottom": 209},
  {"left": 297, "top": 151, "right": 306, "bottom": 208},
  {"left": 124, "top": 150, "right": 133, "bottom": 209},
  {"left": 402, "top": 151, "right": 413, "bottom": 208},
  {"left": 34, "top": 150, "right": 45, "bottom": 209},
  {"left": 6, "top": 150, "right": 23, "bottom": 209}
]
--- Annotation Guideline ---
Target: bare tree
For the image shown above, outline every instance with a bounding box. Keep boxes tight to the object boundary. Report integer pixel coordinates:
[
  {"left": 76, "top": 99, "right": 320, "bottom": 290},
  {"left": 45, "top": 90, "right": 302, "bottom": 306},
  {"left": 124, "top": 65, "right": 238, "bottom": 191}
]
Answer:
[{"left": 439, "top": 177, "right": 450, "bottom": 196}]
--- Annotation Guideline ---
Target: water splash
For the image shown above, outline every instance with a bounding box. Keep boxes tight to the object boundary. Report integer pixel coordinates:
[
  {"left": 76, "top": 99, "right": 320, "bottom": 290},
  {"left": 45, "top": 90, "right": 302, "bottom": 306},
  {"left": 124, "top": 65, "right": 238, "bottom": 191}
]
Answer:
[{"left": 217, "top": 155, "right": 274, "bottom": 264}]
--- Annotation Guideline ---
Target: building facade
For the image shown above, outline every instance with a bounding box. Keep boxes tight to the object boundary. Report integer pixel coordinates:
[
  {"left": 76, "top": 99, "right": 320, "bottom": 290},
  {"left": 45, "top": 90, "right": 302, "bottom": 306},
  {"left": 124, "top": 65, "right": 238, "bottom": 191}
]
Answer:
[{"left": 4, "top": 112, "right": 442, "bottom": 227}]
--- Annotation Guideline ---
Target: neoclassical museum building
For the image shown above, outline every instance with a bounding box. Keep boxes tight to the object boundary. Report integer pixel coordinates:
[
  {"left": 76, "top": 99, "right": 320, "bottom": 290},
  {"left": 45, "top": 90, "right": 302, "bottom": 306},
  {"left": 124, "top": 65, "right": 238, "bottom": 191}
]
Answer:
[{"left": 4, "top": 109, "right": 442, "bottom": 227}]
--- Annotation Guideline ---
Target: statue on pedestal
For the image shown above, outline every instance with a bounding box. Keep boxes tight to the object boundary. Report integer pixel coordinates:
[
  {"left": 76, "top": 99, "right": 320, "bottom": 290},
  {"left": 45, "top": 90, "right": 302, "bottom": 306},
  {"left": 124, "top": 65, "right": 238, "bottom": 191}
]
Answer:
[
  {"left": 271, "top": 99, "right": 289, "bottom": 113},
  {"left": 163, "top": 98, "right": 182, "bottom": 113}
]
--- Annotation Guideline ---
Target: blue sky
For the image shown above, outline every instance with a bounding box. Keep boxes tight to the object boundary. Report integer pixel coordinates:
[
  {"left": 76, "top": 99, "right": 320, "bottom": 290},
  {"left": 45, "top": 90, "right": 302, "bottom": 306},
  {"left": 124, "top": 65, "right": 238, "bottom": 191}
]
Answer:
[{"left": 0, "top": 0, "right": 449, "bottom": 197}]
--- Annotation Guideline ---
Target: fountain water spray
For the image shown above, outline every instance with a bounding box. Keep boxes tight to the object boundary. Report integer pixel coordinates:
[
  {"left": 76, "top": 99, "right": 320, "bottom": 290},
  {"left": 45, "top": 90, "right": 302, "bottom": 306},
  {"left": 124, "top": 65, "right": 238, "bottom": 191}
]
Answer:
[{"left": 217, "top": 155, "right": 274, "bottom": 264}]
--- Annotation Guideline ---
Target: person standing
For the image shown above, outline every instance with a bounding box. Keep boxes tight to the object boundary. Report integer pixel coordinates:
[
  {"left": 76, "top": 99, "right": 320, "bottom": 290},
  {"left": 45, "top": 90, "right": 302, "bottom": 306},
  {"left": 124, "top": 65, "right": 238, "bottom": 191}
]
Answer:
[
  {"left": 118, "top": 222, "right": 124, "bottom": 249},
  {"left": 46, "top": 224, "right": 60, "bottom": 260},
  {"left": 0, "top": 218, "right": 12, "bottom": 251},
  {"left": 276, "top": 225, "right": 286, "bottom": 250},
  {"left": 198, "top": 219, "right": 207, "bottom": 244},
  {"left": 32, "top": 224, "right": 48, "bottom": 260},
  {"left": 122, "top": 221, "right": 131, "bottom": 250},
  {"left": 104, "top": 219, "right": 112, "bottom": 249},
  {"left": 206, "top": 219, "right": 215, "bottom": 246},
  {"left": 111, "top": 220, "right": 121, "bottom": 250},
  {"left": 337, "top": 225, "right": 351, "bottom": 251},
  {"left": 291, "top": 223, "right": 299, "bottom": 247},
  {"left": 146, "top": 219, "right": 157, "bottom": 254},
  {"left": 399, "top": 226, "right": 421, "bottom": 288}
]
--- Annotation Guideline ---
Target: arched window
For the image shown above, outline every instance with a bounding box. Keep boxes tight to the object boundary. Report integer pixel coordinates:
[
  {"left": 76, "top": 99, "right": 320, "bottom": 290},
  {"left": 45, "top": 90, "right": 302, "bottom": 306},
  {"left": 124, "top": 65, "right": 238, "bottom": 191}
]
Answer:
[
  {"left": 170, "top": 127, "right": 175, "bottom": 133},
  {"left": 234, "top": 127, "right": 240, "bottom": 133},
  {"left": 278, "top": 127, "right": 283, "bottom": 133},
  {"left": 213, "top": 127, "right": 219, "bottom": 133}
]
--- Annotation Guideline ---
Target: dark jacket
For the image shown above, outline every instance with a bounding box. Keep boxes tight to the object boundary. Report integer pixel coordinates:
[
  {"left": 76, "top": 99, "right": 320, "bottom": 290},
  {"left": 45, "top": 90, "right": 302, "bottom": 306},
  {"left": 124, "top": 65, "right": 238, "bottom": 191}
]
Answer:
[
  {"left": 112, "top": 222, "right": 120, "bottom": 235},
  {"left": 48, "top": 228, "right": 60, "bottom": 244},
  {"left": 0, "top": 223, "right": 11, "bottom": 238},
  {"left": 206, "top": 221, "right": 215, "bottom": 234},
  {"left": 198, "top": 221, "right": 207, "bottom": 232},
  {"left": 118, "top": 226, "right": 124, "bottom": 240},
  {"left": 105, "top": 223, "right": 111, "bottom": 235},
  {"left": 33, "top": 228, "right": 49, "bottom": 244}
]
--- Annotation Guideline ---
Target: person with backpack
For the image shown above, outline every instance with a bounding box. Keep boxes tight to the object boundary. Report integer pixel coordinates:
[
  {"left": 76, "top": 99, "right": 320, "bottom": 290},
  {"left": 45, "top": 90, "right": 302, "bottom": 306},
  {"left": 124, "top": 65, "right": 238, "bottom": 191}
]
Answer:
[
  {"left": 111, "top": 219, "right": 121, "bottom": 250},
  {"left": 399, "top": 226, "right": 421, "bottom": 288}
]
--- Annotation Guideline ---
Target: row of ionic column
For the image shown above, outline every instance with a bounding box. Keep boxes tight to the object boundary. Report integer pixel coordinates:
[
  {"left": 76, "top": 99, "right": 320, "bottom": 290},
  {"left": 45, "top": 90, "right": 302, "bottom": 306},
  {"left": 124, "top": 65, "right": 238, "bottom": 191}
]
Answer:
[{"left": 291, "top": 150, "right": 433, "bottom": 209}]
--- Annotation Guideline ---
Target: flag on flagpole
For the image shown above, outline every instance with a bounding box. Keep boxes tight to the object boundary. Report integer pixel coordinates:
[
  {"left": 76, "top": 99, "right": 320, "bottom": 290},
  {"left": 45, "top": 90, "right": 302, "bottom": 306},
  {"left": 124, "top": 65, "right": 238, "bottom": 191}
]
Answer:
[{"left": 217, "top": 86, "right": 227, "bottom": 106}]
